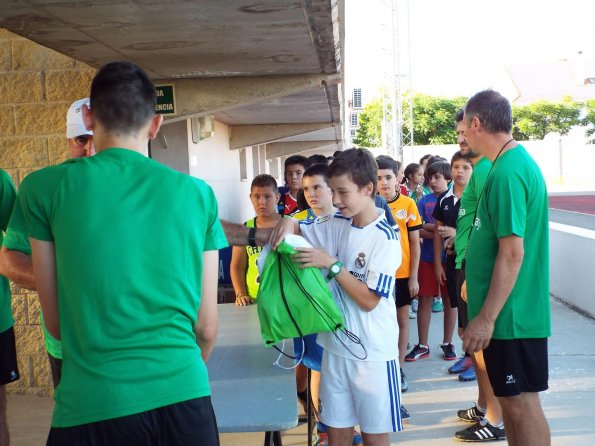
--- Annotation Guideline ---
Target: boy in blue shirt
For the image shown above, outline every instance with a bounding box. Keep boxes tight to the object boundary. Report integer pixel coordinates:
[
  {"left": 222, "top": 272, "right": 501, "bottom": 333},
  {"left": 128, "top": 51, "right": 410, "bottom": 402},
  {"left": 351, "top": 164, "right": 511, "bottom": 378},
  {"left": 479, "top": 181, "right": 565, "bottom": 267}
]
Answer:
[{"left": 406, "top": 160, "right": 456, "bottom": 362}]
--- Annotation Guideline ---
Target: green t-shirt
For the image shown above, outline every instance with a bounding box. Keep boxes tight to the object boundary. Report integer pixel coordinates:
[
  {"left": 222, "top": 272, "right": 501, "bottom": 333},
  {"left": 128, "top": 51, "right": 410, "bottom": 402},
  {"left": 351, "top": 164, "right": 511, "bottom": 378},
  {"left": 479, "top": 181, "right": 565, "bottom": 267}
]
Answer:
[
  {"left": 2, "top": 228, "right": 62, "bottom": 358},
  {"left": 9, "top": 148, "right": 228, "bottom": 427},
  {"left": 454, "top": 157, "right": 491, "bottom": 269},
  {"left": 0, "top": 169, "right": 16, "bottom": 333},
  {"left": 466, "top": 145, "right": 550, "bottom": 339}
]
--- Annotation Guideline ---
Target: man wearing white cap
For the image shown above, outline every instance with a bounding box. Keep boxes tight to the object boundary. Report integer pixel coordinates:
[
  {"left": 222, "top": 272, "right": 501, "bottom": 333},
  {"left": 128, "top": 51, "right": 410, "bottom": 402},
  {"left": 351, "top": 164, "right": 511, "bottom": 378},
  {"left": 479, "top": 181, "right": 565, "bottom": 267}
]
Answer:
[
  {"left": 66, "top": 98, "right": 95, "bottom": 158},
  {"left": 0, "top": 98, "right": 96, "bottom": 391}
]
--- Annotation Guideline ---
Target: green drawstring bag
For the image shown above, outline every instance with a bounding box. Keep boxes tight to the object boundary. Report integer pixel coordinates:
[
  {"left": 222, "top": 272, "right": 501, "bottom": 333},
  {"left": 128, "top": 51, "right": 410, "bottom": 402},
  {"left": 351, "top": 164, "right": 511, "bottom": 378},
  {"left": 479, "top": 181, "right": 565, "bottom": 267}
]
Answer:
[{"left": 256, "top": 237, "right": 345, "bottom": 348}]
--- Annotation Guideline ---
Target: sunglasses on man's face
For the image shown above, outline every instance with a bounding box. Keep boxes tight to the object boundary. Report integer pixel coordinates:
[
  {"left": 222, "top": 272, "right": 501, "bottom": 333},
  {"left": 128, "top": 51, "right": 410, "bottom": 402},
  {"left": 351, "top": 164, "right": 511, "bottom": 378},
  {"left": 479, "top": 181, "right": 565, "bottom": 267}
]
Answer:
[{"left": 74, "top": 135, "right": 92, "bottom": 146}]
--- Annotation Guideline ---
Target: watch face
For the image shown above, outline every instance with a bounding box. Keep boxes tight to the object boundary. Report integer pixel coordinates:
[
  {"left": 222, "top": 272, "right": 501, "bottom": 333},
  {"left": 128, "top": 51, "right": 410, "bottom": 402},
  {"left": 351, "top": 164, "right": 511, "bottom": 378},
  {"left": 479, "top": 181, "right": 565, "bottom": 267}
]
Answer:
[{"left": 331, "top": 264, "right": 340, "bottom": 274}]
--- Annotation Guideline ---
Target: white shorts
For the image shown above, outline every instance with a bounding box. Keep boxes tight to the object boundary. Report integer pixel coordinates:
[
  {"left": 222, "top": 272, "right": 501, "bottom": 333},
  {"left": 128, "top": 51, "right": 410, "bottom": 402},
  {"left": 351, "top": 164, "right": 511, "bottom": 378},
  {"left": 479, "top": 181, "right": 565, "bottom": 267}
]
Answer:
[{"left": 318, "top": 351, "right": 403, "bottom": 434}]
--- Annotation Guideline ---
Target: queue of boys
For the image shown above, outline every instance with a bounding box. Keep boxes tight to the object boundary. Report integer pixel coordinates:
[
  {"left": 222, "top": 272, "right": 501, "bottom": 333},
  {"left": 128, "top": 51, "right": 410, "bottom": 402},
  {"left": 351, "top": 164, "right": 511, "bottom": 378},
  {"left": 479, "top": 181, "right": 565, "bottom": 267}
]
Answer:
[{"left": 0, "top": 62, "right": 551, "bottom": 446}]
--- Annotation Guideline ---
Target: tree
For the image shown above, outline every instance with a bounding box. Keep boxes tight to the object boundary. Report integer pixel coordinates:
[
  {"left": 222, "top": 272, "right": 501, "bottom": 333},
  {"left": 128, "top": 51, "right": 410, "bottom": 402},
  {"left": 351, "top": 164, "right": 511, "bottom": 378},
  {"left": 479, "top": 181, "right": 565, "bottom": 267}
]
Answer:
[
  {"left": 512, "top": 98, "right": 582, "bottom": 140},
  {"left": 354, "top": 93, "right": 592, "bottom": 148},
  {"left": 353, "top": 94, "right": 466, "bottom": 148},
  {"left": 403, "top": 94, "right": 467, "bottom": 145},
  {"left": 580, "top": 99, "right": 595, "bottom": 140},
  {"left": 352, "top": 97, "right": 383, "bottom": 147}
]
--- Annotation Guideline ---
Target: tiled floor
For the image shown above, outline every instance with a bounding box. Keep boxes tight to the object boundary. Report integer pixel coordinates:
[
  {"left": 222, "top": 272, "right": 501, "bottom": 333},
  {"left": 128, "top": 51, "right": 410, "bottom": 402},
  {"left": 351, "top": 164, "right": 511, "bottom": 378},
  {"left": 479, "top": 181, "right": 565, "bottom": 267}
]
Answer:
[{"left": 7, "top": 297, "right": 595, "bottom": 445}]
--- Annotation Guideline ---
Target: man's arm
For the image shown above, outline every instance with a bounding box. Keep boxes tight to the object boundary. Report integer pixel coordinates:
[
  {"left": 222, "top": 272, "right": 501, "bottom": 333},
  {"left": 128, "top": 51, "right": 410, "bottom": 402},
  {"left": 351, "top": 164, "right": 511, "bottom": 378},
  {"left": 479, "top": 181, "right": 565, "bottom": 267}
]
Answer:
[
  {"left": 462, "top": 235, "right": 524, "bottom": 353},
  {"left": 221, "top": 220, "right": 274, "bottom": 247},
  {"left": 195, "top": 250, "right": 219, "bottom": 362},
  {"left": 0, "top": 247, "right": 36, "bottom": 290},
  {"left": 30, "top": 239, "right": 59, "bottom": 339}
]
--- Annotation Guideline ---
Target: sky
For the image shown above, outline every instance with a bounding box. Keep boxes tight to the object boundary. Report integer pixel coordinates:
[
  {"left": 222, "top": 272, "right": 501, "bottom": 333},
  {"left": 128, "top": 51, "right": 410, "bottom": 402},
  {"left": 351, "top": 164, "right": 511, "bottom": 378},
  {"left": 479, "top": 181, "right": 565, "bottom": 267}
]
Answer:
[{"left": 345, "top": 0, "right": 595, "bottom": 101}]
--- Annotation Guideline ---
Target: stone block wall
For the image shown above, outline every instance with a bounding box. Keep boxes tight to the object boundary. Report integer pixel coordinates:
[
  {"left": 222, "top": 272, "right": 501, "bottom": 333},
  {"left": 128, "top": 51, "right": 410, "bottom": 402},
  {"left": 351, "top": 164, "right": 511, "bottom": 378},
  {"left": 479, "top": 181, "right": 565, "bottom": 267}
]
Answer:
[{"left": 0, "top": 28, "right": 95, "bottom": 397}]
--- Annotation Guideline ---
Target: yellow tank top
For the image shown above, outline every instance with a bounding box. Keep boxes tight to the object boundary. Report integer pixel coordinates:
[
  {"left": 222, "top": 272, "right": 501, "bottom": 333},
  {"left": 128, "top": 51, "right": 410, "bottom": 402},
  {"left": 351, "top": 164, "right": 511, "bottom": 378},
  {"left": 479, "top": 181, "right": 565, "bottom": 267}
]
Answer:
[{"left": 244, "top": 218, "right": 262, "bottom": 299}]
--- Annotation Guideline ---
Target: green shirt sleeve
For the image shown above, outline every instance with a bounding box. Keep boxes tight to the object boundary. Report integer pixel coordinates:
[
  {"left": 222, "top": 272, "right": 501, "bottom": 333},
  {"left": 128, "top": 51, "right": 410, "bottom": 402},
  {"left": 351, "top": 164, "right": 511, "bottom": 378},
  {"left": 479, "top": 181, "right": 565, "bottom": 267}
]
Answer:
[
  {"left": 0, "top": 169, "right": 16, "bottom": 232},
  {"left": 194, "top": 179, "right": 228, "bottom": 252},
  {"left": 2, "top": 227, "right": 31, "bottom": 254},
  {"left": 487, "top": 168, "right": 527, "bottom": 239}
]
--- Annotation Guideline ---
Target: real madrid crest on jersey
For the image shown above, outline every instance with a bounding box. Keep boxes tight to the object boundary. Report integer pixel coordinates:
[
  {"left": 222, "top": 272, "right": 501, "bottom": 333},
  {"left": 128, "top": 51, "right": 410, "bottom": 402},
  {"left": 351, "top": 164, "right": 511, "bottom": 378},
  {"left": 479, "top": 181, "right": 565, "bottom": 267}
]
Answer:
[{"left": 355, "top": 252, "right": 366, "bottom": 269}]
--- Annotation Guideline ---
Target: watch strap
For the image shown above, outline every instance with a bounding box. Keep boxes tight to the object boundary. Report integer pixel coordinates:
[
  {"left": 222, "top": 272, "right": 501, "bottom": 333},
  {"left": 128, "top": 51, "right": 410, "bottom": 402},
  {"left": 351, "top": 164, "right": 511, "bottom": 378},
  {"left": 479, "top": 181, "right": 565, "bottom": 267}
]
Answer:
[
  {"left": 327, "top": 261, "right": 343, "bottom": 279},
  {"left": 248, "top": 227, "right": 257, "bottom": 248}
]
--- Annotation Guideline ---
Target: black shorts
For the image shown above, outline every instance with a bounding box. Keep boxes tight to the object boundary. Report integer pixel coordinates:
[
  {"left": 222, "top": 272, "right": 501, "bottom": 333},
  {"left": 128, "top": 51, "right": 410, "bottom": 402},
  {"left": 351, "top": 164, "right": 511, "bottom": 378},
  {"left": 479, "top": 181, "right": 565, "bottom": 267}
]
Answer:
[
  {"left": 394, "top": 277, "right": 412, "bottom": 308},
  {"left": 0, "top": 326, "right": 20, "bottom": 385},
  {"left": 46, "top": 396, "right": 220, "bottom": 446},
  {"left": 483, "top": 338, "right": 549, "bottom": 397},
  {"left": 445, "top": 254, "right": 457, "bottom": 309},
  {"left": 455, "top": 267, "right": 468, "bottom": 329}
]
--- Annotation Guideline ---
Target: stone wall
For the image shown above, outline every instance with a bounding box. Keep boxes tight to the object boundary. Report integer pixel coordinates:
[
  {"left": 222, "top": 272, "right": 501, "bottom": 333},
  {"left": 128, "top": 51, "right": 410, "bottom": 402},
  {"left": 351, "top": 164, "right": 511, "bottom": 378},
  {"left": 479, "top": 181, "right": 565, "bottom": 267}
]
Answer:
[{"left": 0, "top": 28, "right": 95, "bottom": 397}]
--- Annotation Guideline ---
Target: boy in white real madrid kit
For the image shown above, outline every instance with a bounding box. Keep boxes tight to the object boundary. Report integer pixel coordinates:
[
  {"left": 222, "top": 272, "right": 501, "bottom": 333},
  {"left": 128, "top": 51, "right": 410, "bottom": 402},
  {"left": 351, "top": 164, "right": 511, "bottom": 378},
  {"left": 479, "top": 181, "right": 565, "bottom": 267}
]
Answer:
[{"left": 270, "top": 148, "right": 404, "bottom": 446}]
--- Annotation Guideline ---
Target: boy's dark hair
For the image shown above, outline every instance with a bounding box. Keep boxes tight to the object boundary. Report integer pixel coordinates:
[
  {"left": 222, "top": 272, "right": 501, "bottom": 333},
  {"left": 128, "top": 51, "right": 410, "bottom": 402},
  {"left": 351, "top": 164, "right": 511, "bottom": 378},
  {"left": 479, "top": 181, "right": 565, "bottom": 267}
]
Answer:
[
  {"left": 90, "top": 61, "right": 156, "bottom": 135},
  {"left": 455, "top": 109, "right": 464, "bottom": 123},
  {"left": 328, "top": 148, "right": 377, "bottom": 195},
  {"left": 419, "top": 154, "right": 433, "bottom": 165},
  {"left": 307, "top": 154, "right": 329, "bottom": 166},
  {"left": 451, "top": 150, "right": 473, "bottom": 167},
  {"left": 426, "top": 160, "right": 452, "bottom": 181},
  {"left": 465, "top": 89, "right": 512, "bottom": 134},
  {"left": 284, "top": 155, "right": 311, "bottom": 172},
  {"left": 423, "top": 155, "right": 447, "bottom": 186},
  {"left": 376, "top": 155, "right": 402, "bottom": 176},
  {"left": 251, "top": 174, "right": 278, "bottom": 193},
  {"left": 303, "top": 163, "right": 329, "bottom": 185},
  {"left": 404, "top": 163, "right": 421, "bottom": 183}
]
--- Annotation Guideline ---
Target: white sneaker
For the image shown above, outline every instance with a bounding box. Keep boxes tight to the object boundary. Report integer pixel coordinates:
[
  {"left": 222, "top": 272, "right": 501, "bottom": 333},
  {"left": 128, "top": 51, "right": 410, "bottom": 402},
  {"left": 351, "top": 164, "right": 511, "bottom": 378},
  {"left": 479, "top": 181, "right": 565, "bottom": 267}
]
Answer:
[{"left": 411, "top": 298, "right": 418, "bottom": 312}]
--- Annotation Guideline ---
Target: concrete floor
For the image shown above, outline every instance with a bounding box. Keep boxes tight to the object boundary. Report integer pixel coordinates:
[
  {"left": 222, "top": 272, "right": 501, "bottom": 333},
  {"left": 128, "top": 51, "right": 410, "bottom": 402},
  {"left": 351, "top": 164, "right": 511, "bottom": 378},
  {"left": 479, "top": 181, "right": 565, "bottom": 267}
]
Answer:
[{"left": 7, "top": 297, "right": 595, "bottom": 445}]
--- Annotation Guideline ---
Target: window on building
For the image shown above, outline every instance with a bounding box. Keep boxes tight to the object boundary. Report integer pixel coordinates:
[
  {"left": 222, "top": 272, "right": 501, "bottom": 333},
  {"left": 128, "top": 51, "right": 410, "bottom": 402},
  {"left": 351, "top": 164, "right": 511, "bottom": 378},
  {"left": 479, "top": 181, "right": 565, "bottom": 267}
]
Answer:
[
  {"left": 353, "top": 88, "right": 362, "bottom": 108},
  {"left": 350, "top": 129, "right": 357, "bottom": 137},
  {"left": 350, "top": 113, "right": 359, "bottom": 127}
]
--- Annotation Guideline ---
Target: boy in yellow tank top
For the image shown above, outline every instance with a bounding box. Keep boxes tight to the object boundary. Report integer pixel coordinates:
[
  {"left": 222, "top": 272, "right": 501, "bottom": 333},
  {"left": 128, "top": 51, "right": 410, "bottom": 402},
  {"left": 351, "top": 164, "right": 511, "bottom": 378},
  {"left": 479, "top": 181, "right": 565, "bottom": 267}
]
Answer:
[{"left": 230, "top": 174, "right": 282, "bottom": 305}]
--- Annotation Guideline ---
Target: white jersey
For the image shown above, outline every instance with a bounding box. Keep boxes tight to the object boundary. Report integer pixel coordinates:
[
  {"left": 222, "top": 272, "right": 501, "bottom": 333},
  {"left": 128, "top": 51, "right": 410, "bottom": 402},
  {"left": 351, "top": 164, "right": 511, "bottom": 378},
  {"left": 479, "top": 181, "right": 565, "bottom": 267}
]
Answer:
[{"left": 299, "top": 209, "right": 402, "bottom": 361}]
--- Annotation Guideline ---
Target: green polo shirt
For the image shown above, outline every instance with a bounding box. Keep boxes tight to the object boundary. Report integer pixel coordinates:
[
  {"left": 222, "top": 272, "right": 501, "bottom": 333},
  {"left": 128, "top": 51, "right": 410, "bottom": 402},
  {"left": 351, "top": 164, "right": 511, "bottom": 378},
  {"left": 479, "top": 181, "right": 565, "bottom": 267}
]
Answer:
[
  {"left": 466, "top": 145, "right": 550, "bottom": 339},
  {"left": 0, "top": 169, "right": 16, "bottom": 333},
  {"left": 455, "top": 157, "right": 491, "bottom": 269}
]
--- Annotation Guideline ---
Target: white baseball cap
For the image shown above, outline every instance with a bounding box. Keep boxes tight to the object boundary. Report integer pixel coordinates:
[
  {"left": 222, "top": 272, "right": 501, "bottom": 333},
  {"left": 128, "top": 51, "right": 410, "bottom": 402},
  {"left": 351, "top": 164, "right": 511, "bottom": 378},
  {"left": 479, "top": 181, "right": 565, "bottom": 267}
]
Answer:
[{"left": 66, "top": 98, "right": 93, "bottom": 138}]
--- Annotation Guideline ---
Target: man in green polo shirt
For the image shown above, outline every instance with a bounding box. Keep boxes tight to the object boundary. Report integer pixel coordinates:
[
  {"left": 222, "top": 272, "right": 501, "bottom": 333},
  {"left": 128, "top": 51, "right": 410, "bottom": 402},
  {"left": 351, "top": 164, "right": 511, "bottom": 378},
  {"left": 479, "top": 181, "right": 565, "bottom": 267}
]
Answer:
[
  {"left": 0, "top": 168, "right": 17, "bottom": 446},
  {"left": 8, "top": 61, "right": 227, "bottom": 445},
  {"left": 0, "top": 97, "right": 96, "bottom": 389},
  {"left": 462, "top": 90, "right": 550, "bottom": 446},
  {"left": 449, "top": 110, "right": 505, "bottom": 443}
]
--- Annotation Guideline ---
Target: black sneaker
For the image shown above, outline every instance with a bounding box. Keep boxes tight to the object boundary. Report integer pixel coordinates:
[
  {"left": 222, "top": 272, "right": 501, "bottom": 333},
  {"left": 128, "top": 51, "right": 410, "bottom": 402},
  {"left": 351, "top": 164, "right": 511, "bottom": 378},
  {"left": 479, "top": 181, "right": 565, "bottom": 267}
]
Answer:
[
  {"left": 405, "top": 344, "right": 430, "bottom": 362},
  {"left": 440, "top": 343, "right": 457, "bottom": 360},
  {"left": 400, "top": 405, "right": 411, "bottom": 421},
  {"left": 457, "top": 403, "right": 486, "bottom": 423},
  {"left": 455, "top": 419, "right": 506, "bottom": 442}
]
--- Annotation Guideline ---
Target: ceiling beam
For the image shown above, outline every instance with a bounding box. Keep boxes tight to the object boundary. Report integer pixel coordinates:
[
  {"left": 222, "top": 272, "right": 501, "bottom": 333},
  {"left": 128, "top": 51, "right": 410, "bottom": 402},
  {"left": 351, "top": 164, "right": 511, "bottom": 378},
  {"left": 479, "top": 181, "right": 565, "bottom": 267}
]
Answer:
[
  {"left": 230, "top": 123, "right": 336, "bottom": 150},
  {"left": 156, "top": 73, "right": 340, "bottom": 124},
  {"left": 266, "top": 140, "right": 337, "bottom": 159}
]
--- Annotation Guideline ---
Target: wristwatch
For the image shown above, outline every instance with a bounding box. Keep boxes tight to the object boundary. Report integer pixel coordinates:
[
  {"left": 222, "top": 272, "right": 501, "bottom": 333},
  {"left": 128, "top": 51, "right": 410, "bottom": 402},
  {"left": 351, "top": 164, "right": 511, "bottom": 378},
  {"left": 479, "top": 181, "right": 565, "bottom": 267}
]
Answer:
[{"left": 327, "top": 261, "right": 343, "bottom": 279}]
